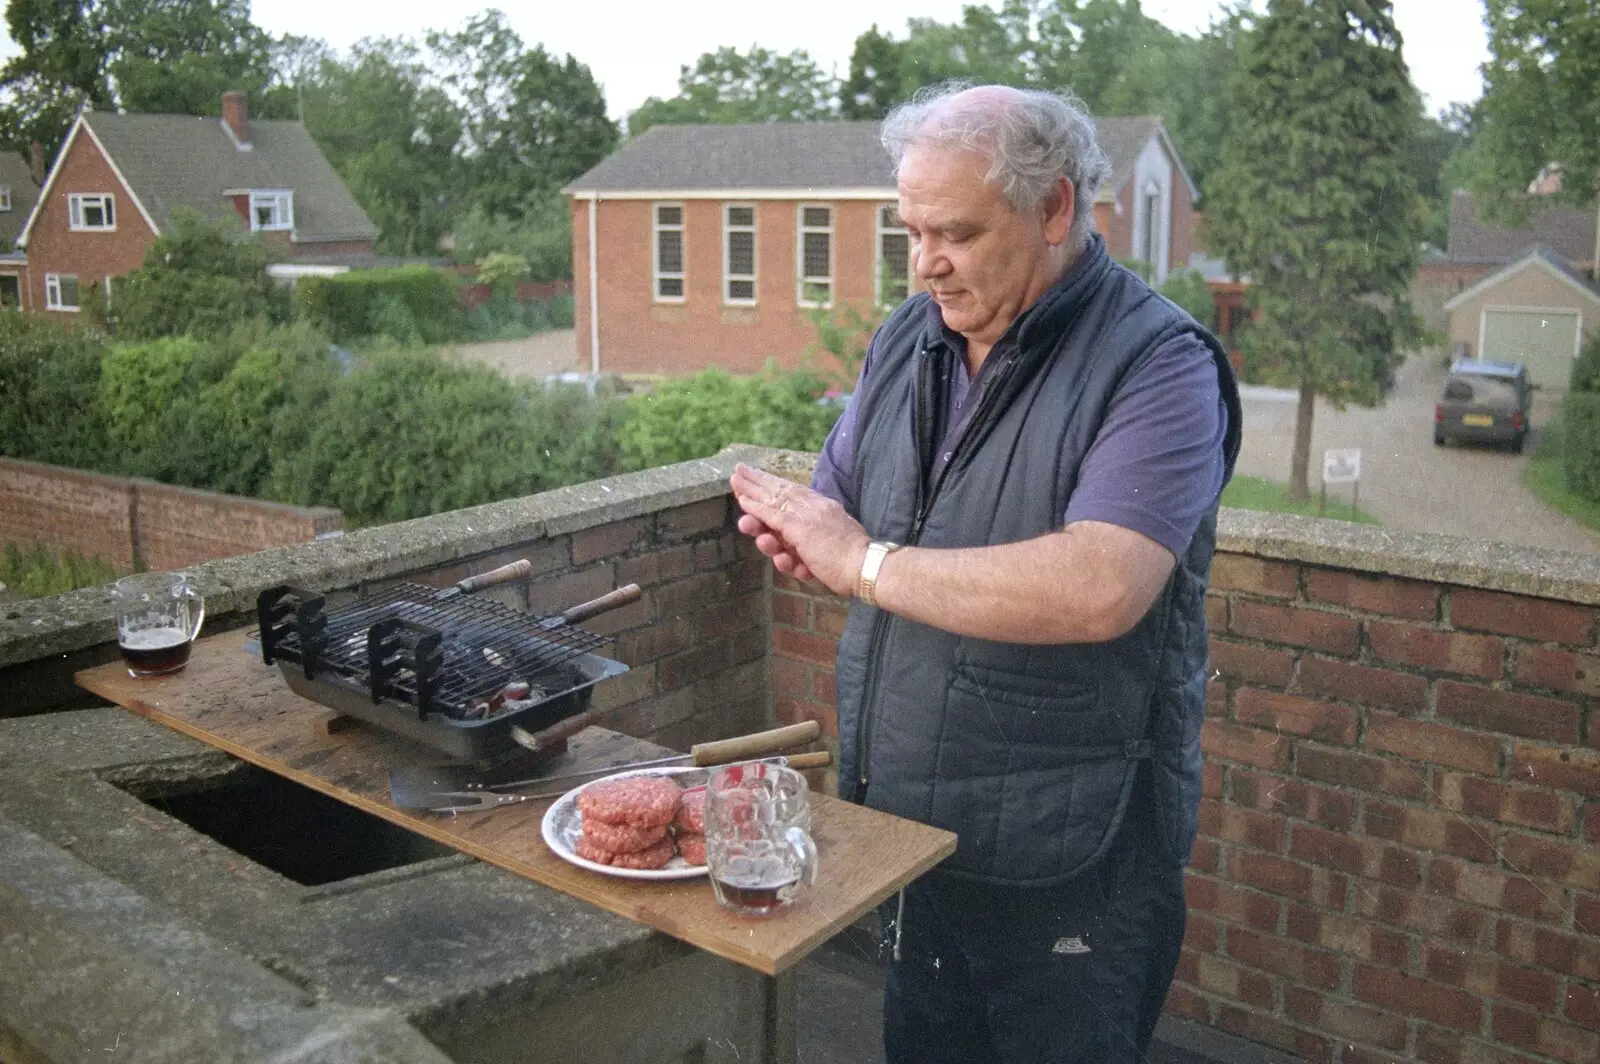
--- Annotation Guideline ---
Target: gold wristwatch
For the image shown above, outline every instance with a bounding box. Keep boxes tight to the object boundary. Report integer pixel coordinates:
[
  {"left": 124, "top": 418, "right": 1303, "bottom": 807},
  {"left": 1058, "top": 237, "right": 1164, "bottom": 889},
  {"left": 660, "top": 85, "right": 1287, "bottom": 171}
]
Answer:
[{"left": 857, "top": 541, "right": 901, "bottom": 607}]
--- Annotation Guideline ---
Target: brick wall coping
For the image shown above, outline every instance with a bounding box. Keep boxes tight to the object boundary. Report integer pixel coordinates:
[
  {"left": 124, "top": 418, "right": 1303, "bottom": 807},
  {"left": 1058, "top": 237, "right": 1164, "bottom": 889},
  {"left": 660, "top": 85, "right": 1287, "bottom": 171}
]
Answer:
[
  {"left": 768, "top": 450, "right": 1600, "bottom": 607},
  {"left": 0, "top": 455, "right": 344, "bottom": 524},
  {"left": 0, "top": 445, "right": 776, "bottom": 669}
]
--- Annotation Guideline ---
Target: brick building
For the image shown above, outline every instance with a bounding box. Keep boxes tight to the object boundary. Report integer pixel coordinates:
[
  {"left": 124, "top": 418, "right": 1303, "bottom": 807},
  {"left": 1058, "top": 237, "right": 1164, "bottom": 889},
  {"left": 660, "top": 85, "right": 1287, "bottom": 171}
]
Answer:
[
  {"left": 565, "top": 118, "right": 1199, "bottom": 376},
  {"left": 0, "top": 146, "right": 45, "bottom": 311},
  {"left": 15, "top": 91, "right": 377, "bottom": 317}
]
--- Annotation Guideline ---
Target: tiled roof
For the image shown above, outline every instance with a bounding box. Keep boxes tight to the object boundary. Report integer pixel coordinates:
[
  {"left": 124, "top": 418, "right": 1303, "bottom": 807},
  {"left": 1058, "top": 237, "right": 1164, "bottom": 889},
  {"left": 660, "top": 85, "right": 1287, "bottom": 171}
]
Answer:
[
  {"left": 1446, "top": 191, "right": 1593, "bottom": 266},
  {"left": 0, "top": 152, "right": 39, "bottom": 250},
  {"left": 82, "top": 111, "right": 378, "bottom": 243},
  {"left": 565, "top": 117, "right": 1174, "bottom": 199}
]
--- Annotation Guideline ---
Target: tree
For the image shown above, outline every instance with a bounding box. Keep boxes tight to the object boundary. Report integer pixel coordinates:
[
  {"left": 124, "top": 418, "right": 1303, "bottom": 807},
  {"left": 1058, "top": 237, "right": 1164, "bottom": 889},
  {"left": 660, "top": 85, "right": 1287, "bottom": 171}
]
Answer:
[
  {"left": 1206, "top": 0, "right": 1423, "bottom": 499},
  {"left": 0, "top": 0, "right": 285, "bottom": 154},
  {"left": 114, "top": 209, "right": 288, "bottom": 339},
  {"left": 628, "top": 45, "right": 838, "bottom": 135},
  {"left": 841, "top": 25, "right": 905, "bottom": 120},
  {"left": 1470, "top": 0, "right": 1600, "bottom": 236},
  {"left": 427, "top": 10, "right": 616, "bottom": 216},
  {"left": 299, "top": 38, "right": 463, "bottom": 255}
]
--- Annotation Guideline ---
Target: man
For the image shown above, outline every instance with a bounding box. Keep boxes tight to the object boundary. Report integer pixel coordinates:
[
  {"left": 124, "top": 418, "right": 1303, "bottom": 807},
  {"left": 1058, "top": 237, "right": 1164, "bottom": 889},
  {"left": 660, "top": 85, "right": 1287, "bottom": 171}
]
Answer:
[{"left": 732, "top": 84, "right": 1241, "bottom": 1064}]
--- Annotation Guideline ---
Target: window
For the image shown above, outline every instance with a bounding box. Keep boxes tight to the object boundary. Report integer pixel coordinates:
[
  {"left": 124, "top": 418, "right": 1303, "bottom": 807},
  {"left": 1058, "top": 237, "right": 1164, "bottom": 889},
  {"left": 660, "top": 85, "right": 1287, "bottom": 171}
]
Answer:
[
  {"left": 1141, "top": 185, "right": 1160, "bottom": 274},
  {"left": 723, "top": 204, "right": 757, "bottom": 305},
  {"left": 45, "top": 273, "right": 80, "bottom": 311},
  {"left": 797, "top": 204, "right": 832, "bottom": 307},
  {"left": 0, "top": 186, "right": 11, "bottom": 212},
  {"left": 250, "top": 190, "right": 294, "bottom": 232},
  {"left": 876, "top": 205, "right": 911, "bottom": 307},
  {"left": 653, "top": 203, "right": 685, "bottom": 302},
  {"left": 0, "top": 276, "right": 19, "bottom": 310},
  {"left": 68, "top": 193, "right": 115, "bottom": 231}
]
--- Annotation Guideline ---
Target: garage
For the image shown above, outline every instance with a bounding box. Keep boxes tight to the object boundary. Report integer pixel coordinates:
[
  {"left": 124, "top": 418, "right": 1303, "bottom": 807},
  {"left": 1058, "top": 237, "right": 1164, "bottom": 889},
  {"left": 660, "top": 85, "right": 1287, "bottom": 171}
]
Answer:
[
  {"left": 1444, "top": 248, "right": 1600, "bottom": 393},
  {"left": 1481, "top": 309, "right": 1580, "bottom": 390}
]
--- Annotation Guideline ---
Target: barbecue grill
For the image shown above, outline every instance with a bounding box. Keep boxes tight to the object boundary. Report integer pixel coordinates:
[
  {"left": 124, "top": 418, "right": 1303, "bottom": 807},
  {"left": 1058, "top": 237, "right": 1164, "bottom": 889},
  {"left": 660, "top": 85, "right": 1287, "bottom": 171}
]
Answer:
[{"left": 257, "top": 566, "right": 639, "bottom": 763}]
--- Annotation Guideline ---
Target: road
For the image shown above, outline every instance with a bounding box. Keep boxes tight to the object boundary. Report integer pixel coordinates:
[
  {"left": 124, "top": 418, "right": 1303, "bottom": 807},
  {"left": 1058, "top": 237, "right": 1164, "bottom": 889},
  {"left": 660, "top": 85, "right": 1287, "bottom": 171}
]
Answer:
[{"left": 1234, "top": 354, "right": 1600, "bottom": 553}]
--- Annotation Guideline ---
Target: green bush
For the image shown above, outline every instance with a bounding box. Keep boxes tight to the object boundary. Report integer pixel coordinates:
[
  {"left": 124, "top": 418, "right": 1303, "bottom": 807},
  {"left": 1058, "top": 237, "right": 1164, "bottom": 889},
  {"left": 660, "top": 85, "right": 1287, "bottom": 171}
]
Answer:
[
  {"left": 616, "top": 366, "right": 842, "bottom": 472},
  {"left": 295, "top": 266, "right": 465, "bottom": 344},
  {"left": 450, "top": 192, "right": 573, "bottom": 282},
  {"left": 114, "top": 210, "right": 288, "bottom": 340},
  {"left": 1160, "top": 268, "right": 1219, "bottom": 331},
  {"left": 1563, "top": 394, "right": 1600, "bottom": 503},
  {"left": 1571, "top": 332, "right": 1600, "bottom": 393},
  {"left": 0, "top": 313, "right": 113, "bottom": 468},
  {"left": 270, "top": 345, "right": 616, "bottom": 524},
  {"left": 465, "top": 292, "right": 575, "bottom": 342},
  {"left": 99, "top": 337, "right": 202, "bottom": 461}
]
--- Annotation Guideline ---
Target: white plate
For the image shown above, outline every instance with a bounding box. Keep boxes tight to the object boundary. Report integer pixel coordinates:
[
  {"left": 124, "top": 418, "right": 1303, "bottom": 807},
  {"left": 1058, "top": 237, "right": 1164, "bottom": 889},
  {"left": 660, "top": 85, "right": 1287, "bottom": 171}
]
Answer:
[{"left": 541, "top": 766, "right": 708, "bottom": 881}]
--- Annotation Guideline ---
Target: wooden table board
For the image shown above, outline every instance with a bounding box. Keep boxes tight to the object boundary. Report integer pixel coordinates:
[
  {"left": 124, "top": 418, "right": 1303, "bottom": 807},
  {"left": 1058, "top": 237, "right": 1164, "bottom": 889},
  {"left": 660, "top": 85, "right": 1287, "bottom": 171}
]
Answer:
[{"left": 77, "top": 629, "right": 956, "bottom": 976}]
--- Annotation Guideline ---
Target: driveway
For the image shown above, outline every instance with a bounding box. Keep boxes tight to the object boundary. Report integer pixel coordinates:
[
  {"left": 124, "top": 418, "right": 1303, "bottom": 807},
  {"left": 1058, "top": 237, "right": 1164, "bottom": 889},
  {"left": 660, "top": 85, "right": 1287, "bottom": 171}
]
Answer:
[
  {"left": 437, "top": 329, "right": 579, "bottom": 379},
  {"left": 1235, "top": 354, "right": 1600, "bottom": 553}
]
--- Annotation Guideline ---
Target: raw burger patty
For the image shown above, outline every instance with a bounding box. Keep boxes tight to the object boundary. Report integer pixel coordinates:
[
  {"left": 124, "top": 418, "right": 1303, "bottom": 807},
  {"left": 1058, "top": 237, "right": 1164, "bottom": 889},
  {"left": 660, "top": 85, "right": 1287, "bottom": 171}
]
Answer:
[
  {"left": 575, "top": 833, "right": 676, "bottom": 870},
  {"left": 579, "top": 819, "right": 667, "bottom": 854},
  {"left": 578, "top": 776, "right": 682, "bottom": 828},
  {"left": 675, "top": 832, "right": 707, "bottom": 867},
  {"left": 673, "top": 789, "right": 705, "bottom": 834}
]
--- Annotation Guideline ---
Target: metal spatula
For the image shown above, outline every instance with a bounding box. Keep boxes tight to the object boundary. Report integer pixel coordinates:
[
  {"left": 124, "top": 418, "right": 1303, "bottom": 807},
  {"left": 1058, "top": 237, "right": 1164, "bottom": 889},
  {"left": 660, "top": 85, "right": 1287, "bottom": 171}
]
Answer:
[
  {"left": 386, "top": 720, "right": 823, "bottom": 810},
  {"left": 422, "top": 750, "right": 834, "bottom": 814}
]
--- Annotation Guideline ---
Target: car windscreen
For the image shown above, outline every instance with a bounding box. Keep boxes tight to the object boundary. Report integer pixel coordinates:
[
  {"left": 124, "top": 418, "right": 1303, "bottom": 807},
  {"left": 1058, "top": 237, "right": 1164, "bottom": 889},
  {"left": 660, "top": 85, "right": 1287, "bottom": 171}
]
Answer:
[{"left": 1444, "top": 376, "right": 1520, "bottom": 407}]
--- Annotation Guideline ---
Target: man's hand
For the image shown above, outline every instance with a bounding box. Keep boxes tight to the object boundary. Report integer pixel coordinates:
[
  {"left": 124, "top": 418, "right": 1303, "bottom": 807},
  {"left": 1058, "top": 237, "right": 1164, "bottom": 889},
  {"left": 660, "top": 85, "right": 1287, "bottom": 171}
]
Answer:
[{"left": 730, "top": 464, "right": 871, "bottom": 598}]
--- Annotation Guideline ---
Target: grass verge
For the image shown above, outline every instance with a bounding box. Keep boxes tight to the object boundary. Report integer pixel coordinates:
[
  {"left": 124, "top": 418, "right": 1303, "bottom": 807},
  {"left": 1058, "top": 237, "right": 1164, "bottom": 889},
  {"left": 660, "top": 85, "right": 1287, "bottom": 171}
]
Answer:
[
  {"left": 1221, "top": 475, "right": 1382, "bottom": 525},
  {"left": 1522, "top": 414, "right": 1600, "bottom": 532},
  {"left": 0, "top": 542, "right": 124, "bottom": 599}
]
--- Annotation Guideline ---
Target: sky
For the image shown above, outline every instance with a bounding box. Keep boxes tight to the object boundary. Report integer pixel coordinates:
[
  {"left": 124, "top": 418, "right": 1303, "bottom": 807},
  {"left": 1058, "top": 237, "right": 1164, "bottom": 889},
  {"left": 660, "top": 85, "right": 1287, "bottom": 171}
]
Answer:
[{"left": 1, "top": 0, "right": 1490, "bottom": 119}]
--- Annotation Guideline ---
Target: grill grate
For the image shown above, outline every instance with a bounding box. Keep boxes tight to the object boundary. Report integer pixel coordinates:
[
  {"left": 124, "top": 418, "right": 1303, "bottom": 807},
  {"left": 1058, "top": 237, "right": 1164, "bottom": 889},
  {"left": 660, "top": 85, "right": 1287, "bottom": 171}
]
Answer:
[{"left": 260, "top": 583, "right": 612, "bottom": 719}]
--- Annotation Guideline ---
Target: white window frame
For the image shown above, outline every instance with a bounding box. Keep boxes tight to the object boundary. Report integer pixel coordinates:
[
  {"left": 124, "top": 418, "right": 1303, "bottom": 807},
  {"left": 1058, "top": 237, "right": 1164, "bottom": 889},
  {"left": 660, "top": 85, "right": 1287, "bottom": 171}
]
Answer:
[
  {"left": 68, "top": 193, "right": 116, "bottom": 232},
  {"left": 796, "top": 203, "right": 833, "bottom": 309},
  {"left": 0, "top": 186, "right": 11, "bottom": 212},
  {"left": 875, "top": 204, "right": 912, "bottom": 308},
  {"left": 249, "top": 189, "right": 294, "bottom": 232},
  {"left": 45, "top": 273, "right": 80, "bottom": 312},
  {"left": 723, "top": 203, "right": 757, "bottom": 306},
  {"left": 652, "top": 202, "right": 686, "bottom": 303}
]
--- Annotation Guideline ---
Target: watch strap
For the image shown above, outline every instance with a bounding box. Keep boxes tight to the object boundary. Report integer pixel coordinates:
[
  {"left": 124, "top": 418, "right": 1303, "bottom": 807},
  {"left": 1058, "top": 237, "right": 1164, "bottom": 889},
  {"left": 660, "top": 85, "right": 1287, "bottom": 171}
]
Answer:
[{"left": 857, "top": 541, "right": 900, "bottom": 607}]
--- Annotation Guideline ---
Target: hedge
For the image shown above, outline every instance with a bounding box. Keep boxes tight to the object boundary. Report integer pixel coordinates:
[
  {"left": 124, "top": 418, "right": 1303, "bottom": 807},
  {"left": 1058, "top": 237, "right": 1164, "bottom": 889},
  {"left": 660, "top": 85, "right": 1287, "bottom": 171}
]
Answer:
[{"left": 295, "top": 266, "right": 465, "bottom": 344}]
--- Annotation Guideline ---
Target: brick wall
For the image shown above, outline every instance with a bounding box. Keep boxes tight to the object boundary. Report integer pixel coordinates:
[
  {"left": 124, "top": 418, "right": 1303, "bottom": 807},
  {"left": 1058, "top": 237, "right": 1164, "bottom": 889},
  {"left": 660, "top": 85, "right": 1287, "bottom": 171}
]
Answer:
[
  {"left": 0, "top": 457, "right": 341, "bottom": 571},
  {"left": 770, "top": 550, "right": 1600, "bottom": 1064},
  {"left": 393, "top": 497, "right": 773, "bottom": 751}
]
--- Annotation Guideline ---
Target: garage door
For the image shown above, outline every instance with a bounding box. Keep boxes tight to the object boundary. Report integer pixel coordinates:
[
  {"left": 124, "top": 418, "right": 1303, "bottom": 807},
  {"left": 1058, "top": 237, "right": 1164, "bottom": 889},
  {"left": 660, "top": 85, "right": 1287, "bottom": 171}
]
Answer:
[{"left": 1482, "top": 309, "right": 1580, "bottom": 390}]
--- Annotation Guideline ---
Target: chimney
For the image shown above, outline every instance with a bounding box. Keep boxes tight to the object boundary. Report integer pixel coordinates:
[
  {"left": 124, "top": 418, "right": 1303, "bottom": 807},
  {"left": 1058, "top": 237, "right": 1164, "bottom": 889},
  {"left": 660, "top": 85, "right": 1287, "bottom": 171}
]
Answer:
[
  {"left": 28, "top": 141, "right": 45, "bottom": 186},
  {"left": 222, "top": 90, "right": 250, "bottom": 148}
]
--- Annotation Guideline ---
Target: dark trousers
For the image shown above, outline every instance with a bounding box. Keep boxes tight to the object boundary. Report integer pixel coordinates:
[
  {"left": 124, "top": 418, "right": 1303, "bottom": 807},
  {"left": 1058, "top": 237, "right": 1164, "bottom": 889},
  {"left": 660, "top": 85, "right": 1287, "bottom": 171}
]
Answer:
[{"left": 880, "top": 812, "right": 1186, "bottom": 1064}]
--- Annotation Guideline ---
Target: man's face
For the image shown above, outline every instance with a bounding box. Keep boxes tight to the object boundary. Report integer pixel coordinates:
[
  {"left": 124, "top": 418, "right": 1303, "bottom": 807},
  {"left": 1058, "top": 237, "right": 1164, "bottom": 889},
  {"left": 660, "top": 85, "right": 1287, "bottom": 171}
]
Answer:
[{"left": 897, "top": 142, "right": 1069, "bottom": 349}]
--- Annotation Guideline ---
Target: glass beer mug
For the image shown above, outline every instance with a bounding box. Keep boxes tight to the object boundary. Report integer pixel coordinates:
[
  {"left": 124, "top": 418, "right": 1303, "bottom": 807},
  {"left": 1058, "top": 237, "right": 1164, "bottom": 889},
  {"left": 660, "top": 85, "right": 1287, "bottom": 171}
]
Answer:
[
  {"left": 704, "top": 761, "right": 819, "bottom": 916},
  {"left": 114, "top": 572, "right": 205, "bottom": 677}
]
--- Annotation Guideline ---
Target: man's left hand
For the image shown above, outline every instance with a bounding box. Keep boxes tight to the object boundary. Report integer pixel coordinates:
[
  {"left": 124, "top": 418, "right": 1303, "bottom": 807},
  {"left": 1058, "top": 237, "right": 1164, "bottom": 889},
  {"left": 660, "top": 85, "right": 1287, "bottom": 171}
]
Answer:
[{"left": 730, "top": 464, "right": 870, "bottom": 598}]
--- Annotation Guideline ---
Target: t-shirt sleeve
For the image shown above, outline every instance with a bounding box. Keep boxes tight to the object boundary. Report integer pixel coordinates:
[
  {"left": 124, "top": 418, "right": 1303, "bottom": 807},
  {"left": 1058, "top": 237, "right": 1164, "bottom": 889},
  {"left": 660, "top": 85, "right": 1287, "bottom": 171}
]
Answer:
[
  {"left": 810, "top": 350, "right": 873, "bottom": 516},
  {"left": 1063, "top": 334, "right": 1228, "bottom": 557}
]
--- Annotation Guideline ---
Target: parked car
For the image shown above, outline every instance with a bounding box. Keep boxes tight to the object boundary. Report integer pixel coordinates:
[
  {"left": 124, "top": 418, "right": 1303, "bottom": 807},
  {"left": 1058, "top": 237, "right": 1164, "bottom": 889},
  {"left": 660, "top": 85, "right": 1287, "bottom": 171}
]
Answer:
[{"left": 1434, "top": 360, "right": 1532, "bottom": 452}]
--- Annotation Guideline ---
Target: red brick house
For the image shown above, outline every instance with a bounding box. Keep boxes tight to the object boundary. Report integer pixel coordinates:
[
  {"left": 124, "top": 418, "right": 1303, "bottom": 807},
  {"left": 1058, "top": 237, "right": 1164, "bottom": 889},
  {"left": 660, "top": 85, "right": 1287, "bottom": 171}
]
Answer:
[
  {"left": 16, "top": 91, "right": 378, "bottom": 318},
  {"left": 565, "top": 118, "right": 1199, "bottom": 376},
  {"left": 0, "top": 147, "right": 45, "bottom": 311}
]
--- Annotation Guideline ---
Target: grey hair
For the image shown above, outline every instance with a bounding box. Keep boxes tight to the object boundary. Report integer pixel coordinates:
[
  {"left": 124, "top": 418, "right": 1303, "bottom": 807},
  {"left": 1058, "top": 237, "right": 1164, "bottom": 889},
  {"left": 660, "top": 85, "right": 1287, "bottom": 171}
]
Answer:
[{"left": 880, "top": 81, "right": 1112, "bottom": 241}]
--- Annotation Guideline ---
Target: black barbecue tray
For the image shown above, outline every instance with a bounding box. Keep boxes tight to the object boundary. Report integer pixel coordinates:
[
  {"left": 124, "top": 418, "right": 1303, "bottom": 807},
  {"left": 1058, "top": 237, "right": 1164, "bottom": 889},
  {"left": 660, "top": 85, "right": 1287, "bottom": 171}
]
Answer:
[{"left": 256, "top": 582, "right": 629, "bottom": 763}]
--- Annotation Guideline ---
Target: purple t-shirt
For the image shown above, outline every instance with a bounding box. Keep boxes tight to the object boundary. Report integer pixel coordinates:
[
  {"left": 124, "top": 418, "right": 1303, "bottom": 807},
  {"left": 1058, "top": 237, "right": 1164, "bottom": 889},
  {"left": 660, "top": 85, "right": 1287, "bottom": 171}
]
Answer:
[{"left": 811, "top": 305, "right": 1228, "bottom": 558}]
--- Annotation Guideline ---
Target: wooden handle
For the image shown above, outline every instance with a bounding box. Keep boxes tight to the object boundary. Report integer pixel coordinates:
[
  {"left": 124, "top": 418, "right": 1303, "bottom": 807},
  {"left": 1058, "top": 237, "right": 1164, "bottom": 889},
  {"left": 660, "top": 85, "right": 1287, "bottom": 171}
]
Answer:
[
  {"left": 784, "top": 750, "right": 833, "bottom": 770},
  {"left": 509, "top": 708, "right": 601, "bottom": 753},
  {"left": 560, "top": 584, "right": 643, "bottom": 624},
  {"left": 690, "top": 721, "right": 821, "bottom": 766},
  {"left": 456, "top": 559, "right": 533, "bottom": 594}
]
